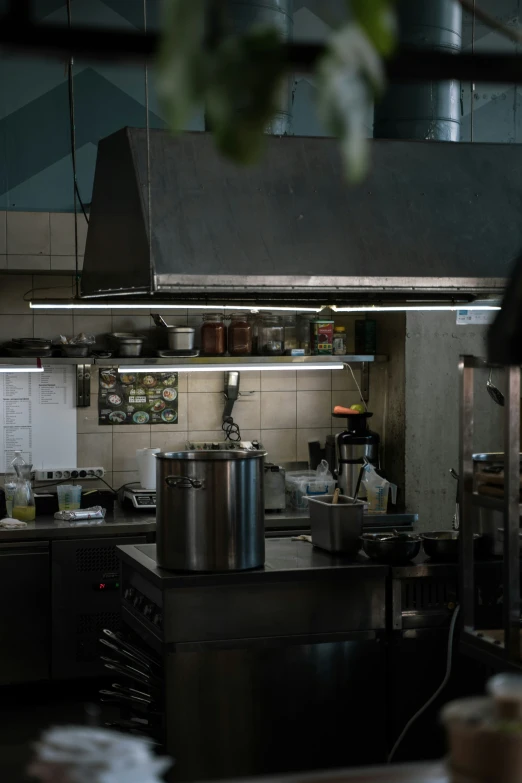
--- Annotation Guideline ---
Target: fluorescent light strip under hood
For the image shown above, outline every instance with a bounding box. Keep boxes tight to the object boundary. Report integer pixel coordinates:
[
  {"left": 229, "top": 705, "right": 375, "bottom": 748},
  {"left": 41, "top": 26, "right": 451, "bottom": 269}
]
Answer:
[
  {"left": 334, "top": 305, "right": 501, "bottom": 312},
  {"left": 119, "top": 363, "right": 346, "bottom": 373},
  {"left": 29, "top": 302, "right": 322, "bottom": 312},
  {"left": 0, "top": 366, "right": 44, "bottom": 373}
]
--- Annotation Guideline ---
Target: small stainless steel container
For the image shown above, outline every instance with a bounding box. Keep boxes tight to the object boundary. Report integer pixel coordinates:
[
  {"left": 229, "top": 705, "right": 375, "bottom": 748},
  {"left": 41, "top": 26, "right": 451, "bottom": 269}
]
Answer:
[
  {"left": 167, "top": 327, "right": 195, "bottom": 351},
  {"left": 156, "top": 449, "right": 266, "bottom": 571},
  {"left": 308, "top": 494, "right": 364, "bottom": 555},
  {"left": 109, "top": 333, "right": 145, "bottom": 357}
]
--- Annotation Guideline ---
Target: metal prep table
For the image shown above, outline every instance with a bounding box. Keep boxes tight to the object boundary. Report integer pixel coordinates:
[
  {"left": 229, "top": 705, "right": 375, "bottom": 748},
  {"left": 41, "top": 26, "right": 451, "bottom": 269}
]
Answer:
[{"left": 117, "top": 538, "right": 389, "bottom": 781}]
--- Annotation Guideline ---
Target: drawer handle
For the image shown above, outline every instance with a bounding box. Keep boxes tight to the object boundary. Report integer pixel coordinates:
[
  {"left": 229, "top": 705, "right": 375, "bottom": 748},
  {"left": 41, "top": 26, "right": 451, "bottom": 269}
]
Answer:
[{"left": 165, "top": 475, "right": 204, "bottom": 490}]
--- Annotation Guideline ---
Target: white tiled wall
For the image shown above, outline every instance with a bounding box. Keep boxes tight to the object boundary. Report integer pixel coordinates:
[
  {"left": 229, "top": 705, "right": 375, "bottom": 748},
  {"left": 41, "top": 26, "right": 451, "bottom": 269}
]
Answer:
[
  {"left": 0, "top": 210, "right": 372, "bottom": 479},
  {"left": 0, "top": 211, "right": 86, "bottom": 272}
]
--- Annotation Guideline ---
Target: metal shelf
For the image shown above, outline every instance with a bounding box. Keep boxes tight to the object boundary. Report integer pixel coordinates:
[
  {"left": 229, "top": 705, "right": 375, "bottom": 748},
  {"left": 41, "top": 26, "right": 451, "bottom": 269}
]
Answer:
[
  {"left": 0, "top": 357, "right": 84, "bottom": 365},
  {"left": 95, "top": 354, "right": 386, "bottom": 368},
  {"left": 471, "top": 492, "right": 522, "bottom": 514},
  {"left": 460, "top": 628, "right": 522, "bottom": 673}
]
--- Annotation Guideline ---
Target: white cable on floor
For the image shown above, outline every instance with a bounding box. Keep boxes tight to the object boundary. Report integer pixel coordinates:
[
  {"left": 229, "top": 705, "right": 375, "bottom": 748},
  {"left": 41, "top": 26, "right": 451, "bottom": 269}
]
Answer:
[{"left": 387, "top": 604, "right": 460, "bottom": 763}]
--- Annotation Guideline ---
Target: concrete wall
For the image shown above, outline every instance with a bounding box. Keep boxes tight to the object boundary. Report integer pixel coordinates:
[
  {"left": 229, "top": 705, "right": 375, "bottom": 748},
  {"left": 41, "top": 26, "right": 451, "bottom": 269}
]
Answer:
[{"left": 405, "top": 313, "right": 504, "bottom": 530}]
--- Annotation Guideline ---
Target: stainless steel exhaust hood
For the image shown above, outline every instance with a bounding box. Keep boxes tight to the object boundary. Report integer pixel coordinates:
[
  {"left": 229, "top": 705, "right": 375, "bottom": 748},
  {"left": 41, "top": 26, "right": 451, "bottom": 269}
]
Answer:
[{"left": 81, "top": 128, "right": 521, "bottom": 304}]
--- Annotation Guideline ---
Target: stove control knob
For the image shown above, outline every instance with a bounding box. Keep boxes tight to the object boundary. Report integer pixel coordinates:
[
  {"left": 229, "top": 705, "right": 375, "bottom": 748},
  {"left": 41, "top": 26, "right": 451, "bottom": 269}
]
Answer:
[
  {"left": 124, "top": 587, "right": 135, "bottom": 602},
  {"left": 133, "top": 594, "right": 144, "bottom": 611},
  {"left": 143, "top": 603, "right": 154, "bottom": 618},
  {"left": 153, "top": 612, "right": 163, "bottom": 628}
]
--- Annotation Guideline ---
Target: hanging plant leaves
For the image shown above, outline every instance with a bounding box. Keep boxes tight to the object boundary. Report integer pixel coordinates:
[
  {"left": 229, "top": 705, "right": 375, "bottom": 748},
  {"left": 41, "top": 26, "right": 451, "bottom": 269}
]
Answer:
[
  {"left": 318, "top": 24, "right": 386, "bottom": 182},
  {"left": 351, "top": 0, "right": 397, "bottom": 56},
  {"left": 156, "top": 0, "right": 207, "bottom": 130},
  {"left": 206, "top": 26, "right": 286, "bottom": 164}
]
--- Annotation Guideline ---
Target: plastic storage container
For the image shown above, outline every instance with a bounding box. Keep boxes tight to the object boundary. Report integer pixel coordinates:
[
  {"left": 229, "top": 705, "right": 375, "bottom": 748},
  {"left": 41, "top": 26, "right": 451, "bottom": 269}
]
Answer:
[
  {"left": 4, "top": 451, "right": 25, "bottom": 517},
  {"left": 308, "top": 495, "right": 364, "bottom": 554},
  {"left": 285, "top": 469, "right": 336, "bottom": 510},
  {"left": 333, "top": 326, "right": 347, "bottom": 355}
]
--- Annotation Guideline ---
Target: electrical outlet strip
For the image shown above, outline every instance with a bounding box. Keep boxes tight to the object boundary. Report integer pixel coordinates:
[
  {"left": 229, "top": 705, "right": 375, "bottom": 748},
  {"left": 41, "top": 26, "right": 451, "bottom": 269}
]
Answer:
[{"left": 35, "top": 467, "right": 106, "bottom": 481}]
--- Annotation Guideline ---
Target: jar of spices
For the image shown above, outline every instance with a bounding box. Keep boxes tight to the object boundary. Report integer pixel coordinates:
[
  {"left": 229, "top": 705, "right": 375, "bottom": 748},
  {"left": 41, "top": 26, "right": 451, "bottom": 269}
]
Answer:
[
  {"left": 228, "top": 313, "right": 252, "bottom": 356},
  {"left": 260, "top": 315, "right": 284, "bottom": 356},
  {"left": 283, "top": 316, "right": 297, "bottom": 354},
  {"left": 333, "top": 325, "right": 347, "bottom": 355},
  {"left": 201, "top": 313, "right": 226, "bottom": 355}
]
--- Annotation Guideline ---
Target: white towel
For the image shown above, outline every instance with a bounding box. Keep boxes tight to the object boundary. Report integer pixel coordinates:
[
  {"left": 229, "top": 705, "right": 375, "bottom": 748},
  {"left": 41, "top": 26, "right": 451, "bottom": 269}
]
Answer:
[{"left": 0, "top": 517, "right": 28, "bottom": 529}]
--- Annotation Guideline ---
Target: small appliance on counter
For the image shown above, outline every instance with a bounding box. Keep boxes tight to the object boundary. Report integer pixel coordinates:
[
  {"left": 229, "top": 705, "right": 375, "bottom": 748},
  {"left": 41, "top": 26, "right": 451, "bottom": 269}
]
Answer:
[
  {"left": 119, "top": 447, "right": 160, "bottom": 511},
  {"left": 264, "top": 463, "right": 286, "bottom": 512},
  {"left": 332, "top": 411, "right": 380, "bottom": 499},
  {"left": 119, "top": 486, "right": 156, "bottom": 510}
]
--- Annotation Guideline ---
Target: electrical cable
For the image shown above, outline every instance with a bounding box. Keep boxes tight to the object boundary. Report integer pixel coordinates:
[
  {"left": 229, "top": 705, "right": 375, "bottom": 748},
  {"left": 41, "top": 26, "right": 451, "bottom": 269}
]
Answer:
[
  {"left": 222, "top": 417, "right": 242, "bottom": 442},
  {"left": 387, "top": 604, "right": 460, "bottom": 763},
  {"left": 344, "top": 363, "right": 368, "bottom": 411}
]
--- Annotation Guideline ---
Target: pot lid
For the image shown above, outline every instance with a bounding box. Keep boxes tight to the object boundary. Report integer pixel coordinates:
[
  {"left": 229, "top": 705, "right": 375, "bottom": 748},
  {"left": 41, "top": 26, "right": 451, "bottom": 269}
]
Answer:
[{"left": 157, "top": 450, "right": 266, "bottom": 460}]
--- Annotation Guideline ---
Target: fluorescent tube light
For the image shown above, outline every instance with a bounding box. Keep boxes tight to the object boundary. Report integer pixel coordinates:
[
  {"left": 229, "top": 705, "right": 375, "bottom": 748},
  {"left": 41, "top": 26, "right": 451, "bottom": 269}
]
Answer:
[
  {"left": 29, "top": 302, "right": 322, "bottom": 313},
  {"left": 118, "top": 363, "right": 345, "bottom": 373},
  {"left": 0, "top": 366, "right": 44, "bottom": 373},
  {"left": 333, "top": 305, "right": 501, "bottom": 312}
]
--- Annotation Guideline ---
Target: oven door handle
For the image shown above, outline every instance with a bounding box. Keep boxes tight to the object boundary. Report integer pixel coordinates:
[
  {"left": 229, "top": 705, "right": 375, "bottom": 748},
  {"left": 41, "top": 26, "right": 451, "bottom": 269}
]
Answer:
[{"left": 165, "top": 475, "right": 204, "bottom": 490}]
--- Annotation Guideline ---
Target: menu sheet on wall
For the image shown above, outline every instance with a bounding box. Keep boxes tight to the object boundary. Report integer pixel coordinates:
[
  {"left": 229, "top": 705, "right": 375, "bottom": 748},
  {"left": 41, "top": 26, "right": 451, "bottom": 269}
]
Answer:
[{"left": 0, "top": 366, "right": 77, "bottom": 472}]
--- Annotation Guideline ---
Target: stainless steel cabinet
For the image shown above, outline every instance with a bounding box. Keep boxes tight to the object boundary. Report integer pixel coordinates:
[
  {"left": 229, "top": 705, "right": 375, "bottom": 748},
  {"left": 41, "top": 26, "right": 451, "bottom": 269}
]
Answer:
[{"left": 0, "top": 542, "right": 50, "bottom": 685}]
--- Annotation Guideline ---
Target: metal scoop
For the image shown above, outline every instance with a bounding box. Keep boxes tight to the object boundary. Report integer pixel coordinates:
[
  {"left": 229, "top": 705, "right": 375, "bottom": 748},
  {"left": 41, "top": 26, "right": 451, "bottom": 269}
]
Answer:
[{"left": 486, "top": 369, "right": 505, "bottom": 406}]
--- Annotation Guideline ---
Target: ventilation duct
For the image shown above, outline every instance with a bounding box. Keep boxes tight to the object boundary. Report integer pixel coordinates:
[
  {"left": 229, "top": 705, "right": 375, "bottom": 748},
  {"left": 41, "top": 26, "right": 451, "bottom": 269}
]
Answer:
[
  {"left": 374, "top": 0, "right": 462, "bottom": 141},
  {"left": 211, "top": 0, "right": 293, "bottom": 135}
]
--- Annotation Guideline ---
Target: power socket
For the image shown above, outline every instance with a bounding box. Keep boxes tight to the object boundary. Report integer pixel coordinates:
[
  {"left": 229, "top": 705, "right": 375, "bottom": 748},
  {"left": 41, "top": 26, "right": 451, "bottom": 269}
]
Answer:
[{"left": 35, "top": 467, "right": 106, "bottom": 481}]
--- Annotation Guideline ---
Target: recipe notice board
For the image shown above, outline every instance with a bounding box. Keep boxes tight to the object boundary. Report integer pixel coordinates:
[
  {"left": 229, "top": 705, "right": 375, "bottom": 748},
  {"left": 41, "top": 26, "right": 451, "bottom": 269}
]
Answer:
[
  {"left": 98, "top": 368, "right": 179, "bottom": 425},
  {"left": 0, "top": 365, "right": 77, "bottom": 472}
]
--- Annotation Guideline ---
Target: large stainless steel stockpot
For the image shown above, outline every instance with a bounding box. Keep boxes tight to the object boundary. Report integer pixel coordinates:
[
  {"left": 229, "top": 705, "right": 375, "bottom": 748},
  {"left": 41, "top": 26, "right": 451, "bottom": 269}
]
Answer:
[{"left": 156, "top": 450, "right": 266, "bottom": 571}]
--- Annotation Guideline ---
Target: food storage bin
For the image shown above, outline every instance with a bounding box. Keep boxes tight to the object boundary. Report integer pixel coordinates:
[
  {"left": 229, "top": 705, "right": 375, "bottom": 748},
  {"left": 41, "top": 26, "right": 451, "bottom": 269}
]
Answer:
[{"left": 285, "top": 470, "right": 336, "bottom": 510}]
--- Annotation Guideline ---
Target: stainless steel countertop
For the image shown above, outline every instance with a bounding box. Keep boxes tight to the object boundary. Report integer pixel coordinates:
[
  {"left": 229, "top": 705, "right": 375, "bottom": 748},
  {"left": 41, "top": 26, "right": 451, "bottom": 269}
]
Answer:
[
  {"left": 0, "top": 506, "right": 156, "bottom": 542},
  {"left": 117, "top": 538, "right": 389, "bottom": 589},
  {"left": 0, "top": 505, "right": 417, "bottom": 542}
]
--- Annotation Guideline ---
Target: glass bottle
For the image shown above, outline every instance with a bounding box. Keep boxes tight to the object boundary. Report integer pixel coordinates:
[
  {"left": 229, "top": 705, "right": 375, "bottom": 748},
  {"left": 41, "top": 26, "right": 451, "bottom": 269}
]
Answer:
[
  {"left": 12, "top": 463, "right": 35, "bottom": 522},
  {"left": 4, "top": 451, "right": 25, "bottom": 517},
  {"left": 297, "top": 316, "right": 312, "bottom": 355},
  {"left": 228, "top": 313, "right": 252, "bottom": 356},
  {"left": 260, "top": 315, "right": 284, "bottom": 356},
  {"left": 333, "top": 325, "right": 347, "bottom": 356},
  {"left": 283, "top": 316, "right": 297, "bottom": 354},
  {"left": 201, "top": 313, "right": 226, "bottom": 356}
]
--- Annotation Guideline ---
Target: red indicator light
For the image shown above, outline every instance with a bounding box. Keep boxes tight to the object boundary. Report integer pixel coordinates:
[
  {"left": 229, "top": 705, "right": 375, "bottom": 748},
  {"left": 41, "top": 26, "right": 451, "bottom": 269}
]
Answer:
[{"left": 99, "top": 583, "right": 106, "bottom": 590}]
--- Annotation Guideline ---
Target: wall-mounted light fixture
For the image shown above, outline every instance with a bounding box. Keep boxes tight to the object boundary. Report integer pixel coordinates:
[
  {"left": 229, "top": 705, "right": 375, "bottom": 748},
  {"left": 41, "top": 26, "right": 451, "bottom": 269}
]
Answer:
[{"left": 118, "top": 363, "right": 346, "bottom": 373}]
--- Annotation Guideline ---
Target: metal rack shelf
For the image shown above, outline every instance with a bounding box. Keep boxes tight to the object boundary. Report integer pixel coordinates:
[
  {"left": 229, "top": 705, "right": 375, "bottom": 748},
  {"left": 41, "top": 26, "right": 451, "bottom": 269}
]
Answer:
[
  {"left": 94, "top": 354, "right": 386, "bottom": 368},
  {"left": 0, "top": 357, "right": 82, "bottom": 365},
  {"left": 459, "top": 354, "right": 521, "bottom": 670},
  {"left": 471, "top": 491, "right": 522, "bottom": 514},
  {"left": 0, "top": 354, "right": 385, "bottom": 368}
]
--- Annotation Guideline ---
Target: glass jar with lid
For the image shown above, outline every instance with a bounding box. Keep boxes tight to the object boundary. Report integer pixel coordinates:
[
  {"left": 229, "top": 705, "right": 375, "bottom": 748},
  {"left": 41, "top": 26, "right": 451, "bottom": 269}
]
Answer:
[
  {"left": 283, "top": 316, "right": 297, "bottom": 354},
  {"left": 297, "top": 316, "right": 313, "bottom": 355},
  {"left": 228, "top": 313, "right": 252, "bottom": 356},
  {"left": 201, "top": 313, "right": 226, "bottom": 356},
  {"left": 260, "top": 315, "right": 284, "bottom": 356}
]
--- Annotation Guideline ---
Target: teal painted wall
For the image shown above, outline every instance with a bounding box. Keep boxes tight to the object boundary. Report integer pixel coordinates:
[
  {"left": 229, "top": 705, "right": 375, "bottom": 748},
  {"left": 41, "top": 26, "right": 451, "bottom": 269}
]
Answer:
[{"left": 0, "top": 0, "right": 518, "bottom": 211}]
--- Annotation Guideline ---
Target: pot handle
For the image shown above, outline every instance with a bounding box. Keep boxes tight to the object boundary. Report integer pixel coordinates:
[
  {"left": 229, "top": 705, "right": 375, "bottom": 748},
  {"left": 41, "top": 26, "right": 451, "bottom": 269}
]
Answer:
[{"left": 165, "top": 475, "right": 204, "bottom": 490}]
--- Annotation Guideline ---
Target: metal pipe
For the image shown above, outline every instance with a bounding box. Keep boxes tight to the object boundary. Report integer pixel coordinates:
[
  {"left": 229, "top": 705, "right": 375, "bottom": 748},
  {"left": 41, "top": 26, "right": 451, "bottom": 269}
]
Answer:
[
  {"left": 225, "top": 0, "right": 293, "bottom": 135},
  {"left": 374, "top": 0, "right": 462, "bottom": 141}
]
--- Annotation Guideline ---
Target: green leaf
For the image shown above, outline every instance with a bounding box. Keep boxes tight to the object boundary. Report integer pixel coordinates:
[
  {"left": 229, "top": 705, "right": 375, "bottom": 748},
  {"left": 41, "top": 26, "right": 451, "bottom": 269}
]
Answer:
[
  {"left": 156, "top": 0, "right": 207, "bottom": 131},
  {"left": 351, "top": 0, "right": 397, "bottom": 56},
  {"left": 206, "top": 26, "right": 286, "bottom": 164},
  {"left": 317, "top": 25, "right": 385, "bottom": 182}
]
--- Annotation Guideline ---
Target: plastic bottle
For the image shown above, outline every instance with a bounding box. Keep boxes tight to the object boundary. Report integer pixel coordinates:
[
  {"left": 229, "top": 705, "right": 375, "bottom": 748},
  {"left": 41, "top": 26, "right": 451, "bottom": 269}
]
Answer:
[
  {"left": 362, "top": 461, "right": 397, "bottom": 514},
  {"left": 4, "top": 451, "right": 25, "bottom": 517}
]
